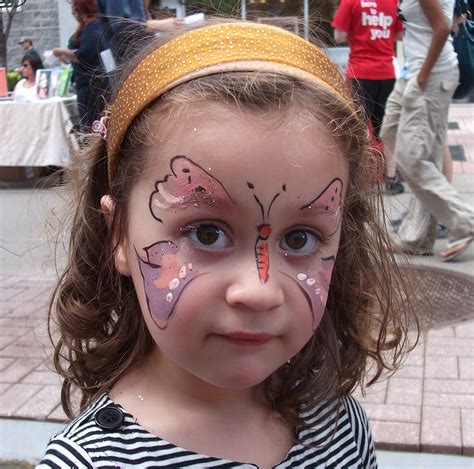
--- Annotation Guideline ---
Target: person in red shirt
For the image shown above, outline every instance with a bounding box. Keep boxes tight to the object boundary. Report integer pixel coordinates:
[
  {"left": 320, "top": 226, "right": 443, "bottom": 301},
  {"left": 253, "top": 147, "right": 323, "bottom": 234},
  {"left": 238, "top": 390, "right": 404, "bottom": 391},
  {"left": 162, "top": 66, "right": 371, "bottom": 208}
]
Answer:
[{"left": 332, "top": 0, "right": 404, "bottom": 195}]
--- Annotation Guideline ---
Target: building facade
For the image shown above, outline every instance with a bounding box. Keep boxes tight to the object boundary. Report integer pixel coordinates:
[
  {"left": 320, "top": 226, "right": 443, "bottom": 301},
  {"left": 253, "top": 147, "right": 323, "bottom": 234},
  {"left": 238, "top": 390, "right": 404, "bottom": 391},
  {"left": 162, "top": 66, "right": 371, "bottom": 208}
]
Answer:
[
  {"left": 6, "top": 0, "right": 341, "bottom": 70},
  {"left": 6, "top": 0, "right": 75, "bottom": 70}
]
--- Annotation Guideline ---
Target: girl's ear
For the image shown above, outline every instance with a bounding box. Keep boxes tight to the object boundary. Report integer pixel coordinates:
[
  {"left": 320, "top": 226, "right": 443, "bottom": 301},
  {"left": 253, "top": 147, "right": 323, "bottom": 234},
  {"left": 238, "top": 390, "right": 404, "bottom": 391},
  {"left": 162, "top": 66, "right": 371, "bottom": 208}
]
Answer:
[{"left": 100, "top": 195, "right": 132, "bottom": 277}]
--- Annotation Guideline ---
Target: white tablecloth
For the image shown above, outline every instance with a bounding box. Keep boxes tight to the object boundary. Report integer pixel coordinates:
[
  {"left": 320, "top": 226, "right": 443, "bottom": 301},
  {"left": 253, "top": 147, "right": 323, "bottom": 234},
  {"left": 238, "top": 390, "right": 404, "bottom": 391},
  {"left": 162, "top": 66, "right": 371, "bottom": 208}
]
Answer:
[{"left": 0, "top": 96, "right": 79, "bottom": 167}]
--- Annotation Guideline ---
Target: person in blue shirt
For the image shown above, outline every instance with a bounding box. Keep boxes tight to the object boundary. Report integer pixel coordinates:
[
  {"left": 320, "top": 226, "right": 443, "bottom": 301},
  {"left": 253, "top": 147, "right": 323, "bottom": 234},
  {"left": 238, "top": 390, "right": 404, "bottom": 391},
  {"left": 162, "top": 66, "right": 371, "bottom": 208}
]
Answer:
[
  {"left": 97, "top": 0, "right": 148, "bottom": 65},
  {"left": 53, "top": 0, "right": 108, "bottom": 129}
]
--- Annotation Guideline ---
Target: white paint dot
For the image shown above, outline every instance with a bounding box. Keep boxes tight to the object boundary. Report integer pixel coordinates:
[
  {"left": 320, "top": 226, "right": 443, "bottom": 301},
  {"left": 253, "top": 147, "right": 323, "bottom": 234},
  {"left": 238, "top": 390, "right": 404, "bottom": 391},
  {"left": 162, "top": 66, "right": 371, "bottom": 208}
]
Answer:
[
  {"left": 166, "top": 292, "right": 173, "bottom": 303},
  {"left": 188, "top": 263, "right": 193, "bottom": 271},
  {"left": 297, "top": 273, "right": 307, "bottom": 281},
  {"left": 169, "top": 278, "right": 179, "bottom": 290},
  {"left": 307, "top": 278, "right": 316, "bottom": 286},
  {"left": 315, "top": 288, "right": 321, "bottom": 295},
  {"left": 179, "top": 266, "right": 187, "bottom": 279}
]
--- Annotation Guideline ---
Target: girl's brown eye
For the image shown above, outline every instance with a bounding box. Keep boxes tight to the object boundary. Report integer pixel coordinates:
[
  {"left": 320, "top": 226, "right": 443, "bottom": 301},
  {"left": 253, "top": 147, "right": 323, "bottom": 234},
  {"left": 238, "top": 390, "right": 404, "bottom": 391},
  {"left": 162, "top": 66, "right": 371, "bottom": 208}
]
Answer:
[
  {"left": 186, "top": 223, "right": 231, "bottom": 251},
  {"left": 196, "top": 225, "right": 220, "bottom": 245},
  {"left": 285, "top": 231, "right": 307, "bottom": 250},
  {"left": 280, "top": 229, "right": 318, "bottom": 255}
]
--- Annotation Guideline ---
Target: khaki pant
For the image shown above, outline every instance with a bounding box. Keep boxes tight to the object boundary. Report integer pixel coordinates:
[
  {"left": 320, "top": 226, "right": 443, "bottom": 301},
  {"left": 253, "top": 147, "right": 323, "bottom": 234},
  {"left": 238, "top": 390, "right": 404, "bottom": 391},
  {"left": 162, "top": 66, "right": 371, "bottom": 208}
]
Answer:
[{"left": 381, "top": 69, "right": 474, "bottom": 251}]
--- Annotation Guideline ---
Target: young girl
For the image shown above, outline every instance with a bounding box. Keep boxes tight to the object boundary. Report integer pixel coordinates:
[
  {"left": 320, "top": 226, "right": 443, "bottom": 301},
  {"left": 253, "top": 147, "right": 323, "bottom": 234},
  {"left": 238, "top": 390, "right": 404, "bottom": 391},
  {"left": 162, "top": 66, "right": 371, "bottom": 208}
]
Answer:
[{"left": 39, "top": 20, "right": 413, "bottom": 468}]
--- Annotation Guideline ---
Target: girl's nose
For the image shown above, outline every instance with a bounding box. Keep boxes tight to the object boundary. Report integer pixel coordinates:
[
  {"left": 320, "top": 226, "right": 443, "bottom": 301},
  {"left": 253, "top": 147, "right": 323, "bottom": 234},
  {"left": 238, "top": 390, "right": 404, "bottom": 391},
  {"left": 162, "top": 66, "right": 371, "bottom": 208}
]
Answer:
[{"left": 225, "top": 266, "right": 285, "bottom": 312}]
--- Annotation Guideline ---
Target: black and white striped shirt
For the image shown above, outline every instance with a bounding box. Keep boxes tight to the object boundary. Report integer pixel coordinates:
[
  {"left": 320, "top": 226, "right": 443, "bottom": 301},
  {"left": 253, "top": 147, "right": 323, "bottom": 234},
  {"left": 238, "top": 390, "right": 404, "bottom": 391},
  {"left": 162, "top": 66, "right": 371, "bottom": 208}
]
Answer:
[{"left": 37, "top": 393, "right": 377, "bottom": 468}]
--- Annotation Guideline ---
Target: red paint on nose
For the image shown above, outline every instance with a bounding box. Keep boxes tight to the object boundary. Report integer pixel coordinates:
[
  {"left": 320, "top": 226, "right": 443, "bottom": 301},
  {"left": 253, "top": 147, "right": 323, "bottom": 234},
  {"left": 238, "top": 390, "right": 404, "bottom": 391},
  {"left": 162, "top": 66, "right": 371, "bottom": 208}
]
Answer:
[
  {"left": 256, "top": 242, "right": 270, "bottom": 283},
  {"left": 258, "top": 224, "right": 272, "bottom": 239}
]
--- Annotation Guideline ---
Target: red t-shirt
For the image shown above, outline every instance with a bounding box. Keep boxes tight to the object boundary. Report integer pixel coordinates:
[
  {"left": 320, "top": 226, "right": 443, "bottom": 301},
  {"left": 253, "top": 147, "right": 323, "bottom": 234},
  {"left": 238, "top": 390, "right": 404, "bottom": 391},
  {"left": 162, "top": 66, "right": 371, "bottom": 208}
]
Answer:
[{"left": 332, "top": 0, "right": 403, "bottom": 79}]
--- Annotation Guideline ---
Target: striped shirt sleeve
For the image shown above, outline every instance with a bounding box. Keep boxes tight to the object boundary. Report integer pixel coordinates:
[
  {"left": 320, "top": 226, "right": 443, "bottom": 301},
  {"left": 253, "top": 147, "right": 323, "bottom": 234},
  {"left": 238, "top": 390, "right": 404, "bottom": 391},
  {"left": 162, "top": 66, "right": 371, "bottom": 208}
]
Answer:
[
  {"left": 35, "top": 436, "right": 94, "bottom": 469},
  {"left": 344, "top": 395, "right": 377, "bottom": 468}
]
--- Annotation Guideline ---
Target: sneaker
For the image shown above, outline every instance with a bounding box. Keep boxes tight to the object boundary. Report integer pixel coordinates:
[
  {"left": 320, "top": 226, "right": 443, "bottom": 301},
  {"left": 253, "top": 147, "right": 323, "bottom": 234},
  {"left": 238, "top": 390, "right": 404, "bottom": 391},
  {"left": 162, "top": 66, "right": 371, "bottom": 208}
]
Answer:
[
  {"left": 441, "top": 235, "right": 473, "bottom": 261},
  {"left": 436, "top": 224, "right": 449, "bottom": 239},
  {"left": 394, "top": 240, "right": 434, "bottom": 256},
  {"left": 385, "top": 175, "right": 404, "bottom": 196},
  {"left": 389, "top": 209, "right": 408, "bottom": 233},
  {"left": 402, "top": 247, "right": 434, "bottom": 257}
]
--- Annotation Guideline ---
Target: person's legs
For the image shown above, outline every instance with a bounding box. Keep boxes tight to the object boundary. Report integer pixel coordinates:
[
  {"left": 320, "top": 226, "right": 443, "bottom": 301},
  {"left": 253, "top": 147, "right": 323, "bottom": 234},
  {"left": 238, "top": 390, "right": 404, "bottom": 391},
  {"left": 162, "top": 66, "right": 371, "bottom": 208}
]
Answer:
[
  {"left": 356, "top": 78, "right": 403, "bottom": 192},
  {"left": 436, "top": 146, "right": 454, "bottom": 239},
  {"left": 383, "top": 139, "right": 397, "bottom": 179},
  {"left": 380, "top": 80, "right": 404, "bottom": 194},
  {"left": 392, "top": 71, "right": 473, "bottom": 256},
  {"left": 373, "top": 78, "right": 396, "bottom": 139},
  {"left": 350, "top": 79, "right": 385, "bottom": 182},
  {"left": 443, "top": 145, "right": 453, "bottom": 183},
  {"left": 374, "top": 78, "right": 400, "bottom": 183},
  {"left": 352, "top": 78, "right": 377, "bottom": 128},
  {"left": 358, "top": 78, "right": 404, "bottom": 193}
]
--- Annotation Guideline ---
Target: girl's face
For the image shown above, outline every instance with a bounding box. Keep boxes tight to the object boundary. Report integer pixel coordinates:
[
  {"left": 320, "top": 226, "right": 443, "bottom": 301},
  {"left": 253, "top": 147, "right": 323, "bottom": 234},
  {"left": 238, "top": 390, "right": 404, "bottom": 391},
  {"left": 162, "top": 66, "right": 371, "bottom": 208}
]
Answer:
[{"left": 110, "top": 104, "right": 349, "bottom": 391}]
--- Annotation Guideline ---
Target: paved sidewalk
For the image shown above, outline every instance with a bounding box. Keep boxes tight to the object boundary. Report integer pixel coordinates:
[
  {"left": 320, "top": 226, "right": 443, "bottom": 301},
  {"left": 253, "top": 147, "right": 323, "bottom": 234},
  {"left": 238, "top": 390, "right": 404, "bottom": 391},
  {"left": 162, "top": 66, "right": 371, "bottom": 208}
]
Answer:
[
  {"left": 353, "top": 103, "right": 474, "bottom": 456},
  {"left": 0, "top": 103, "right": 473, "bottom": 463}
]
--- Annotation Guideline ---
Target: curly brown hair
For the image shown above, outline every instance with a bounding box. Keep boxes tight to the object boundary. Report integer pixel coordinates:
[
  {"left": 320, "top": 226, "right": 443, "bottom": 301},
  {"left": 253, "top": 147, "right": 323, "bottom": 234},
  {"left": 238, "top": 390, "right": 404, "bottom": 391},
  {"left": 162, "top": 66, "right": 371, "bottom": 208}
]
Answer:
[{"left": 49, "top": 21, "right": 417, "bottom": 429}]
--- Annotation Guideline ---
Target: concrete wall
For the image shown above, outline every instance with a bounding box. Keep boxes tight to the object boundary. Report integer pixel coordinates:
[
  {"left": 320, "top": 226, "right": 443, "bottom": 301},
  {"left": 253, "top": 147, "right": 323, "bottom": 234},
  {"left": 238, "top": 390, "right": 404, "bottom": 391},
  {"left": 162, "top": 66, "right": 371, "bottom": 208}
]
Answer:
[
  {"left": 6, "top": 0, "right": 75, "bottom": 70},
  {"left": 57, "top": 0, "right": 77, "bottom": 48}
]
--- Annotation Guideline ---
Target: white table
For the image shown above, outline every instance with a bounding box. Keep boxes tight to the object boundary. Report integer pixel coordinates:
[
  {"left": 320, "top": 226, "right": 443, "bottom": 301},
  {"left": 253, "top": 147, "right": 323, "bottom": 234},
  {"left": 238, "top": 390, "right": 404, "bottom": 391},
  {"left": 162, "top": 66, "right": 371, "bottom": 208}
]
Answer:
[{"left": 0, "top": 96, "right": 79, "bottom": 167}]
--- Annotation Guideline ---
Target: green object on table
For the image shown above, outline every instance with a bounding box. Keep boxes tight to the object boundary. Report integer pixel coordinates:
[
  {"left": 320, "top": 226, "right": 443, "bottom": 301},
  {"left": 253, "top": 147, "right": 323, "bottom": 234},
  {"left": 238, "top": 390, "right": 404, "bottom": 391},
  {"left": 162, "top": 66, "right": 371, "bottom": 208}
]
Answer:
[{"left": 56, "top": 67, "right": 72, "bottom": 97}]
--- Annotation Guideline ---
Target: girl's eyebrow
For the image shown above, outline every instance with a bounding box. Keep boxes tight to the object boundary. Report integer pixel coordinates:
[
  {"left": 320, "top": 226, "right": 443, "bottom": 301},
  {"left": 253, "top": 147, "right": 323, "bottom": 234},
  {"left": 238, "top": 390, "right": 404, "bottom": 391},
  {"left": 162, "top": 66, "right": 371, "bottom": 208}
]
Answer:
[
  {"left": 179, "top": 193, "right": 235, "bottom": 210},
  {"left": 298, "top": 204, "right": 340, "bottom": 217}
]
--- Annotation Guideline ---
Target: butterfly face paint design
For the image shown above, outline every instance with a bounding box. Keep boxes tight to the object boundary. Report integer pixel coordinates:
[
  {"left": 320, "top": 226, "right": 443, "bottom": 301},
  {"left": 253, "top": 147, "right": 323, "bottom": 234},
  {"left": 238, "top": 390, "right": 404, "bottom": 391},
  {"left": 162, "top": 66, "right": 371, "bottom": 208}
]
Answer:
[
  {"left": 149, "top": 155, "right": 233, "bottom": 222},
  {"left": 141, "top": 154, "right": 342, "bottom": 328},
  {"left": 300, "top": 178, "right": 343, "bottom": 236},
  {"left": 247, "top": 183, "right": 286, "bottom": 283},
  {"left": 292, "top": 256, "right": 335, "bottom": 329},
  {"left": 282, "top": 179, "right": 343, "bottom": 328},
  {"left": 136, "top": 241, "right": 200, "bottom": 328},
  {"left": 138, "top": 157, "right": 234, "bottom": 325}
]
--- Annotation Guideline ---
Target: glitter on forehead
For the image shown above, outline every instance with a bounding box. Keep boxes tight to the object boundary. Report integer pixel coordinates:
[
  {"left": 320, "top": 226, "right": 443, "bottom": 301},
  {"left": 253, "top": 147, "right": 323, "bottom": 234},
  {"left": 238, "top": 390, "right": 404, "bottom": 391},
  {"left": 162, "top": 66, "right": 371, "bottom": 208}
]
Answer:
[{"left": 106, "top": 22, "right": 352, "bottom": 182}]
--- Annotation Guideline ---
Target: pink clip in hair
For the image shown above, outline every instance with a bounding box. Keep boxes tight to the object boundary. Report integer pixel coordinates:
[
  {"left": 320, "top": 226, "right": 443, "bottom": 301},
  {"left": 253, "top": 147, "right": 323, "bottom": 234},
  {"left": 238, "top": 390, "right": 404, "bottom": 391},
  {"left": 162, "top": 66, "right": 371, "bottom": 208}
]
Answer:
[{"left": 92, "top": 116, "right": 108, "bottom": 140}]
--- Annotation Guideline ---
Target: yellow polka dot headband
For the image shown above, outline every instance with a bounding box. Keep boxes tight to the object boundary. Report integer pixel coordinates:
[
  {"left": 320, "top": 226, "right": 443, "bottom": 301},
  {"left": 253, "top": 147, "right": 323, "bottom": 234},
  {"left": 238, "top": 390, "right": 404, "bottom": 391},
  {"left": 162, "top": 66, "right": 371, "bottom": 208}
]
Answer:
[{"left": 106, "top": 22, "right": 351, "bottom": 182}]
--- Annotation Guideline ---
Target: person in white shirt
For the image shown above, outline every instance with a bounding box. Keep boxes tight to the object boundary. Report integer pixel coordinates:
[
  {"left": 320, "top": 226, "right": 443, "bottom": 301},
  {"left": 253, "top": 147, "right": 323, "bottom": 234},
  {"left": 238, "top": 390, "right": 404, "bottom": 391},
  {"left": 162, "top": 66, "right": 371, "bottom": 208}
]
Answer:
[
  {"left": 13, "top": 53, "right": 44, "bottom": 101},
  {"left": 380, "top": 0, "right": 474, "bottom": 261}
]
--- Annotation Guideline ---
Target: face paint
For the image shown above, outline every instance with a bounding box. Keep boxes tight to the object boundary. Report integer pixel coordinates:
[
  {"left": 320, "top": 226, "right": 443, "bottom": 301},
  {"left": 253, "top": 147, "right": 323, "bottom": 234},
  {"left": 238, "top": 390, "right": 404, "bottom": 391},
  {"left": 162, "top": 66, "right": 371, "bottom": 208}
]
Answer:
[
  {"left": 281, "top": 180, "right": 342, "bottom": 327},
  {"left": 149, "top": 156, "right": 233, "bottom": 222},
  {"left": 247, "top": 183, "right": 286, "bottom": 283},
  {"left": 141, "top": 156, "right": 230, "bottom": 324},
  {"left": 293, "top": 255, "right": 335, "bottom": 328},
  {"left": 256, "top": 224, "right": 272, "bottom": 283},
  {"left": 300, "top": 178, "right": 343, "bottom": 236},
  {"left": 136, "top": 240, "right": 199, "bottom": 327}
]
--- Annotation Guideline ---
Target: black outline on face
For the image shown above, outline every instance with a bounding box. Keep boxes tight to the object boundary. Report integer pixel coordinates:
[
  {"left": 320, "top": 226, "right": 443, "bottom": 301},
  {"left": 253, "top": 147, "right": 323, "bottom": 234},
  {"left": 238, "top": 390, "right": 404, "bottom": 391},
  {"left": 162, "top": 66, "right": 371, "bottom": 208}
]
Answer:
[
  {"left": 299, "top": 177, "right": 343, "bottom": 237},
  {"left": 149, "top": 155, "right": 234, "bottom": 223},
  {"left": 280, "top": 254, "right": 336, "bottom": 331},
  {"left": 247, "top": 183, "right": 287, "bottom": 283},
  {"left": 281, "top": 271, "right": 316, "bottom": 328},
  {"left": 140, "top": 154, "right": 343, "bottom": 325},
  {"left": 135, "top": 241, "right": 204, "bottom": 330},
  {"left": 141, "top": 155, "right": 233, "bottom": 326}
]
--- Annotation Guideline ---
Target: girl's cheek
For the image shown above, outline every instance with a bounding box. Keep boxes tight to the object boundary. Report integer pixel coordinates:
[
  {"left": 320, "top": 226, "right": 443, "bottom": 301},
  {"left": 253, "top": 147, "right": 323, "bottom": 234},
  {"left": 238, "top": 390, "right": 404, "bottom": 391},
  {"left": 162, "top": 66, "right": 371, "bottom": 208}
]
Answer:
[
  {"left": 135, "top": 240, "right": 201, "bottom": 329},
  {"left": 291, "top": 255, "right": 336, "bottom": 329}
]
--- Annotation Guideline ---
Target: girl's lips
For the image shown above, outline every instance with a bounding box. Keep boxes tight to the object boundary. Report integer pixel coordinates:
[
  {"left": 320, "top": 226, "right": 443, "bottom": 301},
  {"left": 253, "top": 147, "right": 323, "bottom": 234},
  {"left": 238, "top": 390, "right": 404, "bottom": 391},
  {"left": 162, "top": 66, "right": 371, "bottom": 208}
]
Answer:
[{"left": 218, "top": 332, "right": 273, "bottom": 345}]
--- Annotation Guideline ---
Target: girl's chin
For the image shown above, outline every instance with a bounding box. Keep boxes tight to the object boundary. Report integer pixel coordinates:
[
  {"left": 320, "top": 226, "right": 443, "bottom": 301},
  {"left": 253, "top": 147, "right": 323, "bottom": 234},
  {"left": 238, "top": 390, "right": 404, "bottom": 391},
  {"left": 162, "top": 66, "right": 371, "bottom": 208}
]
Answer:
[{"left": 199, "top": 367, "right": 278, "bottom": 391}]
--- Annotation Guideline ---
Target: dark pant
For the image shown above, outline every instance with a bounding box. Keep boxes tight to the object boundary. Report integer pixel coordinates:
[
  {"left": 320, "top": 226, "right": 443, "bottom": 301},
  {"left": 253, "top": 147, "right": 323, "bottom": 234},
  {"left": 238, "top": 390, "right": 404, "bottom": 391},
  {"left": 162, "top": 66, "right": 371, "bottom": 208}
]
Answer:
[
  {"left": 351, "top": 78, "right": 396, "bottom": 139},
  {"left": 76, "top": 79, "right": 107, "bottom": 130}
]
